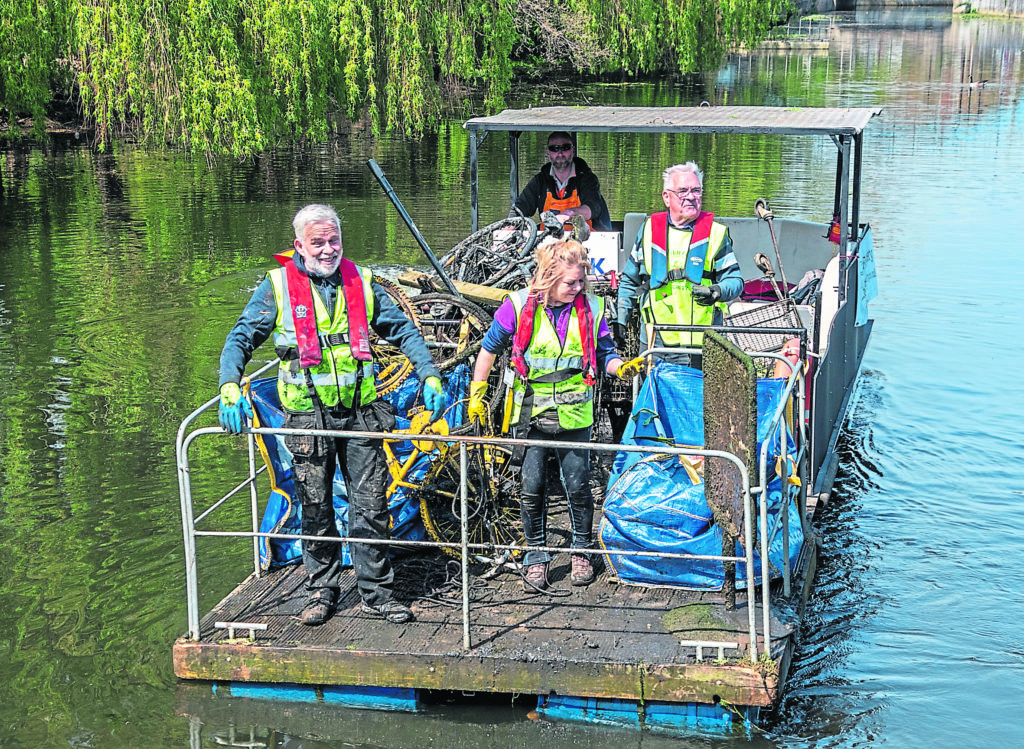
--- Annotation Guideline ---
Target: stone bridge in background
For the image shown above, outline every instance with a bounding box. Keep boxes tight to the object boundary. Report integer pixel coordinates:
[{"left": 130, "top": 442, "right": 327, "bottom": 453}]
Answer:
[{"left": 794, "top": 0, "right": 1024, "bottom": 18}]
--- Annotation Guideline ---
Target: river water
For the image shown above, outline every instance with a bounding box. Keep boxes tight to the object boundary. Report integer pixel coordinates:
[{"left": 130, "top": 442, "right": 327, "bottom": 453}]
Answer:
[{"left": 2, "top": 9, "right": 1023, "bottom": 748}]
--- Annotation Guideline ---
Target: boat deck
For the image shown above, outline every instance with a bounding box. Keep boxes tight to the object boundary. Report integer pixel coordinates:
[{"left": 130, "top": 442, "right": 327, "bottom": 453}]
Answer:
[{"left": 173, "top": 540, "right": 807, "bottom": 708}]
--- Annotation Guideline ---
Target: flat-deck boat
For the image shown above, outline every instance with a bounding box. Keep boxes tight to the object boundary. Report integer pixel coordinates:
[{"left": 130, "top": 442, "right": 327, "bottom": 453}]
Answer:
[{"left": 173, "top": 105, "right": 881, "bottom": 736}]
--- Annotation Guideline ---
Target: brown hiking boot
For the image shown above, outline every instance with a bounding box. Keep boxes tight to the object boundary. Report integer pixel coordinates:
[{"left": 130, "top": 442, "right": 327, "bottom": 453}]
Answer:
[
  {"left": 523, "top": 562, "right": 549, "bottom": 592},
  {"left": 571, "top": 555, "right": 596, "bottom": 587},
  {"left": 299, "top": 598, "right": 334, "bottom": 626}
]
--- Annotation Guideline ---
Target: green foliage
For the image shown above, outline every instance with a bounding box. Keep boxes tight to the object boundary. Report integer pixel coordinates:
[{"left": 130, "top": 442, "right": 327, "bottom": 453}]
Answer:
[
  {"left": 64, "top": 0, "right": 515, "bottom": 153},
  {"left": 2, "top": 0, "right": 787, "bottom": 155},
  {"left": 0, "top": 0, "right": 74, "bottom": 136},
  {"left": 582, "top": 0, "right": 789, "bottom": 76}
]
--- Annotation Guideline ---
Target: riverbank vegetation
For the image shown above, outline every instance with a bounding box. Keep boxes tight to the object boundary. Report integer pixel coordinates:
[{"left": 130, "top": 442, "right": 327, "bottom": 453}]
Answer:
[{"left": 1, "top": 0, "right": 787, "bottom": 157}]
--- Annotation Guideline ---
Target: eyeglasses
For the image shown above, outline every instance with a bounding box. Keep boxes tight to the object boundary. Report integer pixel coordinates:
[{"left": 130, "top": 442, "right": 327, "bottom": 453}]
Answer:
[
  {"left": 547, "top": 143, "right": 573, "bottom": 153},
  {"left": 665, "top": 187, "right": 703, "bottom": 200}
]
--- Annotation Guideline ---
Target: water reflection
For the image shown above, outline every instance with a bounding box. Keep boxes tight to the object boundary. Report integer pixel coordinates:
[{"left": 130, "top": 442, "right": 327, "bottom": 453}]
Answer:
[
  {"left": 177, "top": 683, "right": 754, "bottom": 749},
  {"left": 1, "top": 8, "right": 1024, "bottom": 748},
  {"left": 765, "top": 373, "right": 886, "bottom": 745}
]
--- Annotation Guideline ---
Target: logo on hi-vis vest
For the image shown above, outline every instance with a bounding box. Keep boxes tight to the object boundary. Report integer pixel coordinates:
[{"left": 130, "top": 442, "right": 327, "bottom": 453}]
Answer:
[
  {"left": 295, "top": 304, "right": 309, "bottom": 320},
  {"left": 690, "top": 257, "right": 702, "bottom": 268}
]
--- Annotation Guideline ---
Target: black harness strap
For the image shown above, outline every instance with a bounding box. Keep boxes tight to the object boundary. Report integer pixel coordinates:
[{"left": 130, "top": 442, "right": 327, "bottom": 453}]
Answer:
[
  {"left": 509, "top": 367, "right": 582, "bottom": 467},
  {"left": 276, "top": 333, "right": 352, "bottom": 362},
  {"left": 302, "top": 369, "right": 328, "bottom": 451}
]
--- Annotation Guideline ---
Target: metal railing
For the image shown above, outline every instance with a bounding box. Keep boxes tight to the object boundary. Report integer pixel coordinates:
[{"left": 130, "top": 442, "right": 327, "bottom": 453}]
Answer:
[
  {"left": 176, "top": 351, "right": 807, "bottom": 664},
  {"left": 766, "top": 16, "right": 838, "bottom": 43}
]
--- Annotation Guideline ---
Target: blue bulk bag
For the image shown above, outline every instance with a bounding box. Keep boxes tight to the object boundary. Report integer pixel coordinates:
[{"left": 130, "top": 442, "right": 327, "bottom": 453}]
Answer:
[
  {"left": 600, "top": 361, "right": 803, "bottom": 590},
  {"left": 250, "top": 363, "right": 470, "bottom": 570},
  {"left": 599, "top": 455, "right": 722, "bottom": 589}
]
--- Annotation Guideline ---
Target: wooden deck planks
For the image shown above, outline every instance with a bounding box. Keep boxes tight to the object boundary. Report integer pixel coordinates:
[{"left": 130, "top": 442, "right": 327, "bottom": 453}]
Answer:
[{"left": 174, "top": 555, "right": 796, "bottom": 707}]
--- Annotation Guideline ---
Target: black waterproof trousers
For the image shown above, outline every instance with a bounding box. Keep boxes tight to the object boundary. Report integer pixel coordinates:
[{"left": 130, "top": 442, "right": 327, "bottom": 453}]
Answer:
[
  {"left": 518, "top": 424, "right": 596, "bottom": 566},
  {"left": 282, "top": 400, "right": 397, "bottom": 607}
]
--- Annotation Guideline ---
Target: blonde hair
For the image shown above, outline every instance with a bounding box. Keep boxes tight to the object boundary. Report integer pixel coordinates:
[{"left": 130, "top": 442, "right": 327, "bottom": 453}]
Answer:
[{"left": 531, "top": 240, "right": 591, "bottom": 306}]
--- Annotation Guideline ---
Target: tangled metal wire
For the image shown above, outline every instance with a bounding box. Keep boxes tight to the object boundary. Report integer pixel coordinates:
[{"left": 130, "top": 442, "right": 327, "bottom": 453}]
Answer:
[{"left": 439, "top": 216, "right": 539, "bottom": 290}]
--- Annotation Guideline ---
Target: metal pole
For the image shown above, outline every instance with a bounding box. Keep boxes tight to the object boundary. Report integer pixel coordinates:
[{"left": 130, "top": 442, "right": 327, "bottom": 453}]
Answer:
[
  {"left": 759, "top": 459, "right": 772, "bottom": 661},
  {"left": 852, "top": 131, "right": 864, "bottom": 240},
  {"left": 838, "top": 136, "right": 851, "bottom": 304},
  {"left": 177, "top": 430, "right": 201, "bottom": 640},
  {"left": 781, "top": 418, "right": 791, "bottom": 597},
  {"left": 509, "top": 132, "right": 520, "bottom": 209},
  {"left": 742, "top": 483, "right": 758, "bottom": 662},
  {"left": 799, "top": 366, "right": 811, "bottom": 528},
  {"left": 469, "top": 132, "right": 479, "bottom": 233},
  {"left": 247, "top": 427, "right": 261, "bottom": 577},
  {"left": 460, "top": 442, "right": 471, "bottom": 650},
  {"left": 832, "top": 134, "right": 843, "bottom": 224},
  {"left": 367, "top": 159, "right": 463, "bottom": 299}
]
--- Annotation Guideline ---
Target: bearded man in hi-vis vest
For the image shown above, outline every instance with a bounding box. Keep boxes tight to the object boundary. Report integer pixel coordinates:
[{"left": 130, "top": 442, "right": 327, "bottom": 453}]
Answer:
[
  {"left": 614, "top": 162, "right": 744, "bottom": 369},
  {"left": 217, "top": 204, "right": 445, "bottom": 627}
]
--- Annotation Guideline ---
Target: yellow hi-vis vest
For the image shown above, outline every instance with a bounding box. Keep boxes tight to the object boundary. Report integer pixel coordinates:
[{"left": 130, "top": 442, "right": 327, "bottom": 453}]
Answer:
[
  {"left": 269, "top": 264, "right": 377, "bottom": 412},
  {"left": 640, "top": 218, "right": 729, "bottom": 347},
  {"left": 506, "top": 290, "right": 603, "bottom": 430}
]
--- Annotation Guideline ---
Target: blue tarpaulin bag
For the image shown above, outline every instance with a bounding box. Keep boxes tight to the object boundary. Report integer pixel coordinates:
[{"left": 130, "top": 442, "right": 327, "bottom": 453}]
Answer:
[
  {"left": 251, "top": 363, "right": 470, "bottom": 571},
  {"left": 599, "top": 361, "right": 803, "bottom": 589}
]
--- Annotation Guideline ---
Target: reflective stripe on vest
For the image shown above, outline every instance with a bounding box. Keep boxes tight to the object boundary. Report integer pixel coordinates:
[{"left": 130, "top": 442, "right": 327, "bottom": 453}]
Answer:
[
  {"left": 506, "top": 289, "right": 603, "bottom": 430},
  {"left": 277, "top": 256, "right": 372, "bottom": 367},
  {"left": 640, "top": 216, "right": 728, "bottom": 347},
  {"left": 269, "top": 265, "right": 377, "bottom": 412}
]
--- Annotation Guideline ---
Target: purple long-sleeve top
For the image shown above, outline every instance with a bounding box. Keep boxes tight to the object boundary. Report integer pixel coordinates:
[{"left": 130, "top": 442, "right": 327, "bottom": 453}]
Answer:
[{"left": 481, "top": 296, "right": 619, "bottom": 371}]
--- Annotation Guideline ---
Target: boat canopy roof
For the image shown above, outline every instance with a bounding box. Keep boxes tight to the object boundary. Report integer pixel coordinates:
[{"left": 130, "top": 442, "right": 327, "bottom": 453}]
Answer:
[
  {"left": 464, "top": 106, "right": 882, "bottom": 137},
  {"left": 462, "top": 105, "right": 881, "bottom": 269}
]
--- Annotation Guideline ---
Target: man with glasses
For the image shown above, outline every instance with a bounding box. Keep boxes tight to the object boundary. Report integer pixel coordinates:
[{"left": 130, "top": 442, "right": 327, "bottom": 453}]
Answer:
[
  {"left": 614, "top": 162, "right": 743, "bottom": 368},
  {"left": 513, "top": 132, "right": 611, "bottom": 231}
]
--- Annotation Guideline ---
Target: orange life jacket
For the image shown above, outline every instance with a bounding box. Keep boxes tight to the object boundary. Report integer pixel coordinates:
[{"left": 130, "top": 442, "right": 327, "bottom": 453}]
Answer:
[{"left": 541, "top": 184, "right": 593, "bottom": 231}]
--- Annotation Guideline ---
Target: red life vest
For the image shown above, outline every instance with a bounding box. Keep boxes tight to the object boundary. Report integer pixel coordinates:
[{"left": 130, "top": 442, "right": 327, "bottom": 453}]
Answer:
[
  {"left": 648, "top": 210, "right": 715, "bottom": 288},
  {"left": 273, "top": 251, "right": 372, "bottom": 367},
  {"left": 511, "top": 290, "right": 597, "bottom": 387}
]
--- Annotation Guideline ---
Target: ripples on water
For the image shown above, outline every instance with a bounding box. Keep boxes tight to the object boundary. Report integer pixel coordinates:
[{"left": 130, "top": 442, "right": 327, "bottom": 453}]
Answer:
[{"left": 2, "top": 9, "right": 1024, "bottom": 749}]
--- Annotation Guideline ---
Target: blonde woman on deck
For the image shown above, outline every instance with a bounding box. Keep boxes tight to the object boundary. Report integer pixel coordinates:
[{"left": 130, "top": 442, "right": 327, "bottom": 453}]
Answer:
[{"left": 467, "top": 240, "right": 644, "bottom": 591}]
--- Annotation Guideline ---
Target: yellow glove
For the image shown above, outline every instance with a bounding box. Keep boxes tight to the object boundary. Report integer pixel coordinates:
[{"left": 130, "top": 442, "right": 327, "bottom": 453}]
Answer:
[
  {"left": 616, "top": 356, "right": 646, "bottom": 381},
  {"left": 468, "top": 381, "right": 488, "bottom": 425}
]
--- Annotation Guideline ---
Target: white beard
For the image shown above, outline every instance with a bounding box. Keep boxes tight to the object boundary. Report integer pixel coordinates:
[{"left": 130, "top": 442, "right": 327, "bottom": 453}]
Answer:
[{"left": 306, "top": 253, "right": 341, "bottom": 277}]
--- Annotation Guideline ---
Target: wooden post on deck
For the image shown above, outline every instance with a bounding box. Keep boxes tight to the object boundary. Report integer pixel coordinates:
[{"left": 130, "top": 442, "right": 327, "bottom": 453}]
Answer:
[{"left": 702, "top": 331, "right": 757, "bottom": 611}]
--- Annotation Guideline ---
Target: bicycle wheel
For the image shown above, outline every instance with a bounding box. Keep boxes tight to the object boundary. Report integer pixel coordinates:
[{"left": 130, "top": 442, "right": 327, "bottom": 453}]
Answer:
[
  {"left": 411, "top": 293, "right": 493, "bottom": 373},
  {"left": 418, "top": 443, "right": 523, "bottom": 563},
  {"left": 441, "top": 217, "right": 537, "bottom": 287},
  {"left": 372, "top": 276, "right": 420, "bottom": 395}
]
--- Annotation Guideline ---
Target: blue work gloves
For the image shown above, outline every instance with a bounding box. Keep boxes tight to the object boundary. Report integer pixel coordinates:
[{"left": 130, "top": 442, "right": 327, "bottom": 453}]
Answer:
[
  {"left": 219, "top": 383, "right": 254, "bottom": 433},
  {"left": 423, "top": 376, "right": 447, "bottom": 423},
  {"left": 691, "top": 283, "right": 722, "bottom": 307}
]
